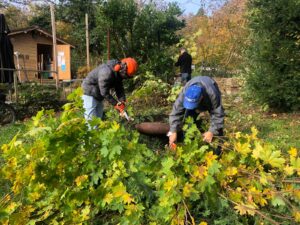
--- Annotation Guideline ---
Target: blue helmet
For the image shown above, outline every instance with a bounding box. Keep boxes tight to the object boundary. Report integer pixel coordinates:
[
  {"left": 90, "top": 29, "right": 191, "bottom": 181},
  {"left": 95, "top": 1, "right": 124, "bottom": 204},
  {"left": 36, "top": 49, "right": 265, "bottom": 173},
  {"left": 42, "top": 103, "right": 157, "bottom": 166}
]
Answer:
[{"left": 183, "top": 85, "right": 203, "bottom": 110}]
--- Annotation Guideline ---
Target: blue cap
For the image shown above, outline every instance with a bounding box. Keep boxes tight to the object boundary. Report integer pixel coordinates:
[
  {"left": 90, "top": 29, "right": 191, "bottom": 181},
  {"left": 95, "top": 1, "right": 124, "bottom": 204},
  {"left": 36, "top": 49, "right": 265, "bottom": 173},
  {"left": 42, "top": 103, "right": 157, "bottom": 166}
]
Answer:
[{"left": 183, "top": 85, "right": 202, "bottom": 109}]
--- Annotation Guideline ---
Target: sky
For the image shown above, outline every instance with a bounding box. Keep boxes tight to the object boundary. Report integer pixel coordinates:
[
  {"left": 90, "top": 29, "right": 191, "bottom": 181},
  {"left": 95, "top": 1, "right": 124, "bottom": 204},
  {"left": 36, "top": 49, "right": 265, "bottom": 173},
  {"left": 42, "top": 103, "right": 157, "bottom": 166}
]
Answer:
[
  {"left": 172, "top": 0, "right": 201, "bottom": 15},
  {"left": 169, "top": 0, "right": 227, "bottom": 15}
]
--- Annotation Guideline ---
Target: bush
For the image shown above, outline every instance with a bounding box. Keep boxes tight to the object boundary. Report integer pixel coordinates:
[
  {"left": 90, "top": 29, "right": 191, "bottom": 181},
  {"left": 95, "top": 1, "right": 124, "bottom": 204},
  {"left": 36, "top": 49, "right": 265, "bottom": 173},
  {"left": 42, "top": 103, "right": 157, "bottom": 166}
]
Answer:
[
  {"left": 128, "top": 71, "right": 171, "bottom": 118},
  {"left": 14, "top": 83, "right": 63, "bottom": 119},
  {"left": 1, "top": 89, "right": 299, "bottom": 224},
  {"left": 245, "top": 0, "right": 300, "bottom": 111}
]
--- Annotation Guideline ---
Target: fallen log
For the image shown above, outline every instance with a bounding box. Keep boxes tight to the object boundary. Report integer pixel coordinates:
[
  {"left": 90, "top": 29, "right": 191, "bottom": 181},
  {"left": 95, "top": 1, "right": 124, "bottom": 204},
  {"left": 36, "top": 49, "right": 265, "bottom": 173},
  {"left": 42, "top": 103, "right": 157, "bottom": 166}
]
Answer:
[{"left": 135, "top": 122, "right": 170, "bottom": 135}]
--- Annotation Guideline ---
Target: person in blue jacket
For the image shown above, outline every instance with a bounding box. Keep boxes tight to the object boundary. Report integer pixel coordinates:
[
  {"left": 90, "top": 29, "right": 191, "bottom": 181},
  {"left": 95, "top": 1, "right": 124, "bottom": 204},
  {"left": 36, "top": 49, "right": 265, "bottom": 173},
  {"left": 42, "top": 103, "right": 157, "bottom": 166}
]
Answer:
[{"left": 168, "top": 76, "right": 225, "bottom": 154}]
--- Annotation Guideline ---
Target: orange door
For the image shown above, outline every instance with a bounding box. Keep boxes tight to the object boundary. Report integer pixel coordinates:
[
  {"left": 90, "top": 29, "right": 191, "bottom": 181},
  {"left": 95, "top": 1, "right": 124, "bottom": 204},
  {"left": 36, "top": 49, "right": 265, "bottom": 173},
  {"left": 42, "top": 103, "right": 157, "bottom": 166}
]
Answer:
[{"left": 57, "top": 45, "right": 71, "bottom": 80}]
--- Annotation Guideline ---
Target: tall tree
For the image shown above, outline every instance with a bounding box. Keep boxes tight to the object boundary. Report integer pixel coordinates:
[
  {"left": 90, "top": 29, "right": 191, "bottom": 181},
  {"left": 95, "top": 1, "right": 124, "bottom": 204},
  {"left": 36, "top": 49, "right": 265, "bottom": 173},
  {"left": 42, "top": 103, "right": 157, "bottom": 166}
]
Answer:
[
  {"left": 178, "top": 0, "right": 248, "bottom": 75},
  {"left": 245, "top": 0, "right": 300, "bottom": 111},
  {"left": 1, "top": 5, "right": 29, "bottom": 29},
  {"left": 95, "top": 0, "right": 184, "bottom": 76},
  {"left": 28, "top": 3, "right": 51, "bottom": 31}
]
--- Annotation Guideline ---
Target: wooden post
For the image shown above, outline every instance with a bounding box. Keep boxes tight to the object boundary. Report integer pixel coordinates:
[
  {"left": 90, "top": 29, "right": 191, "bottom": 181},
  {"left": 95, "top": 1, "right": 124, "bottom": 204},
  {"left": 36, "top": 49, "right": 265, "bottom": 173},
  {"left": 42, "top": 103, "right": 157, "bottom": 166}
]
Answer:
[
  {"left": 13, "top": 71, "right": 18, "bottom": 103},
  {"left": 107, "top": 28, "right": 110, "bottom": 61},
  {"left": 50, "top": 3, "right": 59, "bottom": 89},
  {"left": 85, "top": 13, "right": 90, "bottom": 71},
  {"left": 14, "top": 52, "right": 22, "bottom": 82}
]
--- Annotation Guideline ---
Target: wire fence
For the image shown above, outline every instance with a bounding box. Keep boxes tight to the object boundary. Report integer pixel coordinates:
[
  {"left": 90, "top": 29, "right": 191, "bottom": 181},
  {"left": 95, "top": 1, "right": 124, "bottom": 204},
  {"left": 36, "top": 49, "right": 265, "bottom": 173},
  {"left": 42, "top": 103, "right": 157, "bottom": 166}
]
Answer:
[{"left": 0, "top": 67, "right": 83, "bottom": 102}]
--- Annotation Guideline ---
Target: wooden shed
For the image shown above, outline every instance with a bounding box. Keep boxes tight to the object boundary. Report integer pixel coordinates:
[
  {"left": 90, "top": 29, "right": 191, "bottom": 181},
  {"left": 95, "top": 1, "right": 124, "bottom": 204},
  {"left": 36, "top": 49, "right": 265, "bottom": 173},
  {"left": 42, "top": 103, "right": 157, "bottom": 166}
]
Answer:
[{"left": 8, "top": 26, "right": 74, "bottom": 82}]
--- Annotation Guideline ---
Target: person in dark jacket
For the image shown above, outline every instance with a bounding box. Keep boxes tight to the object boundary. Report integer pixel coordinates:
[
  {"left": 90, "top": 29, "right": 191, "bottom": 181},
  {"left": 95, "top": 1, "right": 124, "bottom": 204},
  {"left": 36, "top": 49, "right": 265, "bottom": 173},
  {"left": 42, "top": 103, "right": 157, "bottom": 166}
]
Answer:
[
  {"left": 175, "top": 48, "right": 192, "bottom": 84},
  {"left": 81, "top": 58, "right": 138, "bottom": 121},
  {"left": 168, "top": 76, "right": 225, "bottom": 154}
]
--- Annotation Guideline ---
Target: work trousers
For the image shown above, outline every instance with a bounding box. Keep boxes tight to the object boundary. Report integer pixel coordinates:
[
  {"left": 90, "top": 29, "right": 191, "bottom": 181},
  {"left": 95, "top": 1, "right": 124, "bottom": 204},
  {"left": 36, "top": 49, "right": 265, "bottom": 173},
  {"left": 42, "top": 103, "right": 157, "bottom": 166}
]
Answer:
[
  {"left": 181, "top": 73, "right": 191, "bottom": 85},
  {"left": 82, "top": 95, "right": 104, "bottom": 121}
]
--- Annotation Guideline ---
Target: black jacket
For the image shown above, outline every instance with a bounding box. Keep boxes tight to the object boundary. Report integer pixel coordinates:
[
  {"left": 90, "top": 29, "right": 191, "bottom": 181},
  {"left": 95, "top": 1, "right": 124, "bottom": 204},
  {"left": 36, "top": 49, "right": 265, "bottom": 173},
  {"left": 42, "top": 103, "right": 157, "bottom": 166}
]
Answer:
[
  {"left": 82, "top": 60, "right": 125, "bottom": 106},
  {"left": 175, "top": 52, "right": 192, "bottom": 74}
]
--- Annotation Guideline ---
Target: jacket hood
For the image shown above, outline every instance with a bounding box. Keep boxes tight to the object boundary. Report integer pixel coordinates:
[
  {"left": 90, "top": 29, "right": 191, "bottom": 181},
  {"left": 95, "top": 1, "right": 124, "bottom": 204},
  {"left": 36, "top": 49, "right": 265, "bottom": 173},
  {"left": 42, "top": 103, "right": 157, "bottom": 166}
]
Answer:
[{"left": 106, "top": 59, "right": 119, "bottom": 70}]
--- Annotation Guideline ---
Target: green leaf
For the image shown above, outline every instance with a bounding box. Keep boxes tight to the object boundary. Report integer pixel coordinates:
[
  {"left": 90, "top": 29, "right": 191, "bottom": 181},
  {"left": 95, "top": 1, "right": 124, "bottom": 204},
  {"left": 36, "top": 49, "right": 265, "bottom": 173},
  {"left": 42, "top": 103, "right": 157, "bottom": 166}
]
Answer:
[
  {"left": 161, "top": 157, "right": 175, "bottom": 174},
  {"left": 109, "top": 145, "right": 122, "bottom": 160},
  {"left": 271, "top": 196, "right": 286, "bottom": 207},
  {"left": 208, "top": 161, "right": 221, "bottom": 175},
  {"left": 252, "top": 142, "right": 285, "bottom": 168},
  {"left": 100, "top": 146, "right": 109, "bottom": 157}
]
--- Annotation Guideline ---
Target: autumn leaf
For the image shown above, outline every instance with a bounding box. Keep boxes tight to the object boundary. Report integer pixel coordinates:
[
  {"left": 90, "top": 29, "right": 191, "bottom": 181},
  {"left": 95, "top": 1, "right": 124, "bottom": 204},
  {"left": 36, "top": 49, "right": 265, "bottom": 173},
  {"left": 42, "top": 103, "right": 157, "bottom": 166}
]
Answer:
[
  {"left": 75, "top": 175, "right": 88, "bottom": 186},
  {"left": 293, "top": 211, "right": 300, "bottom": 222},
  {"left": 28, "top": 192, "right": 41, "bottom": 201},
  {"left": 252, "top": 142, "right": 285, "bottom": 168},
  {"left": 111, "top": 121, "right": 120, "bottom": 131},
  {"left": 250, "top": 126, "right": 258, "bottom": 139},
  {"left": 125, "top": 204, "right": 138, "bottom": 216},
  {"left": 183, "top": 183, "right": 193, "bottom": 197},
  {"left": 284, "top": 166, "right": 294, "bottom": 176},
  {"left": 205, "top": 151, "right": 217, "bottom": 167},
  {"left": 294, "top": 190, "right": 300, "bottom": 201},
  {"left": 225, "top": 167, "right": 238, "bottom": 176},
  {"left": 252, "top": 142, "right": 263, "bottom": 159},
  {"left": 193, "top": 165, "right": 208, "bottom": 180},
  {"left": 103, "top": 193, "right": 114, "bottom": 205},
  {"left": 234, "top": 204, "right": 256, "bottom": 216},
  {"left": 6, "top": 202, "right": 20, "bottom": 214},
  {"left": 234, "top": 142, "right": 251, "bottom": 155},
  {"left": 112, "top": 183, "right": 127, "bottom": 197},
  {"left": 122, "top": 193, "right": 134, "bottom": 204},
  {"left": 81, "top": 206, "right": 90, "bottom": 221},
  {"left": 164, "top": 179, "right": 177, "bottom": 192},
  {"left": 259, "top": 173, "right": 268, "bottom": 185},
  {"left": 288, "top": 147, "right": 298, "bottom": 158}
]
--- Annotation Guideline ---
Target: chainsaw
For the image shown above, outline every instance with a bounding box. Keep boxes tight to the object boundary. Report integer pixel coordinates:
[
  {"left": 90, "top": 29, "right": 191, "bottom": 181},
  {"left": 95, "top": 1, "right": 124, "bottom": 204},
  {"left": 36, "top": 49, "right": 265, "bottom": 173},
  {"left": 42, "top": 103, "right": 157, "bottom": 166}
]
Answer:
[{"left": 122, "top": 110, "right": 134, "bottom": 122}]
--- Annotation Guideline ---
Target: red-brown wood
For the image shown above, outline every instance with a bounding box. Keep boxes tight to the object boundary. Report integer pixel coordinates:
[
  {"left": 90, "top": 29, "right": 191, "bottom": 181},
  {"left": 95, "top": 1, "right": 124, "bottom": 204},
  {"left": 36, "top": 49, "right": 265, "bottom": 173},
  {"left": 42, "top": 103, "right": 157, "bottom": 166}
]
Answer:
[{"left": 135, "top": 122, "right": 170, "bottom": 135}]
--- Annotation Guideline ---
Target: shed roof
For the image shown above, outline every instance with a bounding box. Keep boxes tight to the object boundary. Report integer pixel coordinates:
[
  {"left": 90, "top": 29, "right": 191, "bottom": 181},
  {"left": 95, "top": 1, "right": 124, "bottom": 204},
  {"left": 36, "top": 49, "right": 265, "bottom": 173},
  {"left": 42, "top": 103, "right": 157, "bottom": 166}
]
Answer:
[{"left": 8, "top": 26, "right": 75, "bottom": 48}]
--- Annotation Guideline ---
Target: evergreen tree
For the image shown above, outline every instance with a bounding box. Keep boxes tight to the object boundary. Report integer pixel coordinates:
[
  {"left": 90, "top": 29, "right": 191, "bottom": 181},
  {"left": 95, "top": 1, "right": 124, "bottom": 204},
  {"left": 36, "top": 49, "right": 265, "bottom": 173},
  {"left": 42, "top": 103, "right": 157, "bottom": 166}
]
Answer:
[{"left": 245, "top": 0, "right": 300, "bottom": 111}]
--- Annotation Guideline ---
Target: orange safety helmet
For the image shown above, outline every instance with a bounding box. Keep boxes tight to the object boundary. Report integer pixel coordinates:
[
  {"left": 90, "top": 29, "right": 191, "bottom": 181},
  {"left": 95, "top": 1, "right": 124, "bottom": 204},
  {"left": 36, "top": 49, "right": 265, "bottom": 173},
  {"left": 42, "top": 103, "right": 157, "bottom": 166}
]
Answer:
[{"left": 121, "top": 57, "right": 138, "bottom": 76}]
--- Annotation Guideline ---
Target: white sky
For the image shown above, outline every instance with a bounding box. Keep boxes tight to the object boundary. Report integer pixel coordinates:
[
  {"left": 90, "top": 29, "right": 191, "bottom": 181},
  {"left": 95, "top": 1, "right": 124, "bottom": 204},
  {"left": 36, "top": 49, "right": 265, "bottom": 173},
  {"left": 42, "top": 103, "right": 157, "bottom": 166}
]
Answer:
[{"left": 169, "top": 0, "right": 227, "bottom": 15}]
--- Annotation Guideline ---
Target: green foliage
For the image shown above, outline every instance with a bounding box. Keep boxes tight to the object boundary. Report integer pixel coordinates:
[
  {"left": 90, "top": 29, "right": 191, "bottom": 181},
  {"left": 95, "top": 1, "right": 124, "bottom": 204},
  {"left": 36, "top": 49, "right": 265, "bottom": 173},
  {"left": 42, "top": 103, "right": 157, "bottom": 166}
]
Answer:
[
  {"left": 167, "top": 84, "right": 183, "bottom": 103},
  {"left": 0, "top": 89, "right": 156, "bottom": 224},
  {"left": 245, "top": 0, "right": 300, "bottom": 111},
  {"left": 57, "top": 0, "right": 102, "bottom": 71},
  {"left": 2, "top": 5, "right": 29, "bottom": 29},
  {"left": 28, "top": 4, "right": 51, "bottom": 31},
  {"left": 13, "top": 83, "right": 63, "bottom": 120},
  {"left": 1, "top": 89, "right": 299, "bottom": 224},
  {"left": 128, "top": 71, "right": 171, "bottom": 118},
  {"left": 0, "top": 123, "right": 26, "bottom": 148}
]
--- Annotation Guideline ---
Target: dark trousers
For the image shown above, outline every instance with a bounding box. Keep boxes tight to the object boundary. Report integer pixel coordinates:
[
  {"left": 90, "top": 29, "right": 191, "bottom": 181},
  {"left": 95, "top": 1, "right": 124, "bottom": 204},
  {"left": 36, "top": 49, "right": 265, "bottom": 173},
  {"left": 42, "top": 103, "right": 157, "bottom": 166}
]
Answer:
[
  {"left": 181, "top": 73, "right": 191, "bottom": 84},
  {"left": 181, "top": 109, "right": 223, "bottom": 155}
]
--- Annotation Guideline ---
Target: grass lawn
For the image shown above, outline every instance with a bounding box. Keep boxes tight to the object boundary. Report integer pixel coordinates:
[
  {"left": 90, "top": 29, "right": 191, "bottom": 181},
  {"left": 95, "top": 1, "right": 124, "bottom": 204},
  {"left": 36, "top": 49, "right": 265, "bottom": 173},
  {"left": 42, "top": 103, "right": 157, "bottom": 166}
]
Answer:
[
  {"left": 224, "top": 94, "right": 300, "bottom": 150},
  {"left": 0, "top": 122, "right": 27, "bottom": 147}
]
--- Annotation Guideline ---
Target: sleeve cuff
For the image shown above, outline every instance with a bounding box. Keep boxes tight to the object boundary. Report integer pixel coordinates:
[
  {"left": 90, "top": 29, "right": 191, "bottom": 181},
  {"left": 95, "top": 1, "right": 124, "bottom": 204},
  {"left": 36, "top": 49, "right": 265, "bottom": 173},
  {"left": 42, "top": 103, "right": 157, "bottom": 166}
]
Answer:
[{"left": 208, "top": 127, "right": 219, "bottom": 135}]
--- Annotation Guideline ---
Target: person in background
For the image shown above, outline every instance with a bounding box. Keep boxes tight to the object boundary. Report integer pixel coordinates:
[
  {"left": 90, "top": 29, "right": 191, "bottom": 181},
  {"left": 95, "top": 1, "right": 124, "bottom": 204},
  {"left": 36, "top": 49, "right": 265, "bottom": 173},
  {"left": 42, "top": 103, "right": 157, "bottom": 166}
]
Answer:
[
  {"left": 81, "top": 58, "right": 138, "bottom": 122},
  {"left": 168, "top": 76, "right": 225, "bottom": 155},
  {"left": 175, "top": 48, "right": 192, "bottom": 85}
]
